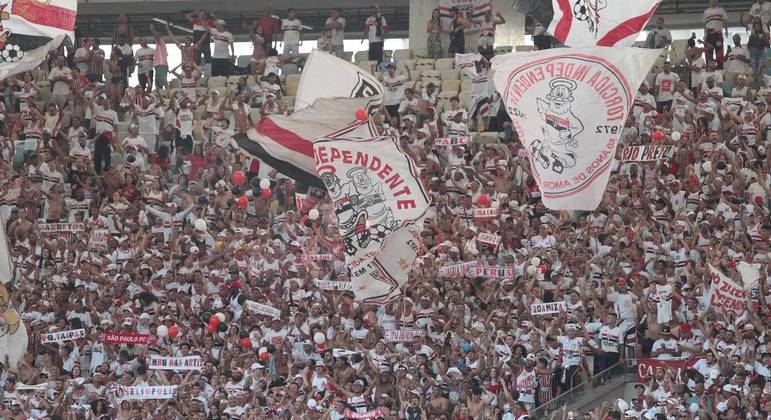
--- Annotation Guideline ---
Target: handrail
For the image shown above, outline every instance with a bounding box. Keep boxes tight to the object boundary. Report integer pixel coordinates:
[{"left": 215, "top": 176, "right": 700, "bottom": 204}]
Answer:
[{"left": 530, "top": 359, "right": 634, "bottom": 419}]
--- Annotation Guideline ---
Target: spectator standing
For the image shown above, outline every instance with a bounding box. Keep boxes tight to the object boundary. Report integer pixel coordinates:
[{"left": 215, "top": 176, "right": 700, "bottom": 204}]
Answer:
[
  {"left": 48, "top": 55, "right": 72, "bottom": 109},
  {"left": 448, "top": 7, "right": 470, "bottom": 57},
  {"left": 317, "top": 28, "right": 334, "bottom": 54},
  {"left": 325, "top": 8, "right": 346, "bottom": 57},
  {"left": 644, "top": 17, "right": 672, "bottom": 49},
  {"left": 724, "top": 33, "right": 752, "bottom": 91},
  {"left": 86, "top": 39, "right": 105, "bottom": 83},
  {"left": 73, "top": 38, "right": 91, "bottom": 75},
  {"left": 186, "top": 10, "right": 214, "bottom": 65},
  {"left": 165, "top": 23, "right": 208, "bottom": 67},
  {"left": 475, "top": 10, "right": 505, "bottom": 61},
  {"left": 365, "top": 4, "right": 388, "bottom": 63},
  {"left": 654, "top": 61, "right": 680, "bottom": 112},
  {"left": 134, "top": 37, "right": 155, "bottom": 92},
  {"left": 703, "top": 0, "right": 728, "bottom": 68},
  {"left": 149, "top": 23, "right": 170, "bottom": 90},
  {"left": 747, "top": 0, "right": 771, "bottom": 28},
  {"left": 90, "top": 96, "right": 119, "bottom": 173},
  {"left": 281, "top": 8, "right": 303, "bottom": 55},
  {"left": 209, "top": 19, "right": 234, "bottom": 77},
  {"left": 747, "top": 21, "right": 769, "bottom": 83},
  {"left": 426, "top": 8, "right": 442, "bottom": 59}
]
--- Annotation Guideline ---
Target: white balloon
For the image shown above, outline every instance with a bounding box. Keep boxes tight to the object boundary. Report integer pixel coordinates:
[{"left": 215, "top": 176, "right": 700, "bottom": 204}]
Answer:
[
  {"left": 670, "top": 131, "right": 681, "bottom": 141},
  {"left": 157, "top": 325, "right": 168, "bottom": 337},
  {"left": 530, "top": 257, "right": 541, "bottom": 267},
  {"left": 215, "top": 312, "right": 226, "bottom": 323},
  {"left": 617, "top": 399, "right": 629, "bottom": 412},
  {"left": 194, "top": 218, "right": 207, "bottom": 231},
  {"left": 308, "top": 209, "right": 320, "bottom": 220},
  {"left": 526, "top": 266, "right": 537, "bottom": 276},
  {"left": 259, "top": 179, "right": 271, "bottom": 189},
  {"left": 313, "top": 332, "right": 326, "bottom": 344}
]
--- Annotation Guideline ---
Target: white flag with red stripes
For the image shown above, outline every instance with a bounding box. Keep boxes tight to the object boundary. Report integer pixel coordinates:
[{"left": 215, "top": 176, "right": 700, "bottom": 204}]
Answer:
[
  {"left": 492, "top": 47, "right": 659, "bottom": 210},
  {"left": 0, "top": 0, "right": 77, "bottom": 80},
  {"left": 548, "top": 0, "right": 662, "bottom": 47}
]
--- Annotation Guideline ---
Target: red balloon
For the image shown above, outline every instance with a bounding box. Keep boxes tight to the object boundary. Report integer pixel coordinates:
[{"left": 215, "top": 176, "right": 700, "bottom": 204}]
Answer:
[
  {"left": 239, "top": 337, "right": 252, "bottom": 349},
  {"left": 260, "top": 352, "right": 270, "bottom": 361},
  {"left": 207, "top": 324, "right": 217, "bottom": 334},
  {"left": 209, "top": 315, "right": 221, "bottom": 326},
  {"left": 236, "top": 196, "right": 248, "bottom": 208},
  {"left": 168, "top": 326, "right": 179, "bottom": 338},
  {"left": 652, "top": 130, "right": 665, "bottom": 142},
  {"left": 476, "top": 194, "right": 491, "bottom": 207},
  {"left": 232, "top": 171, "right": 246, "bottom": 186},
  {"left": 261, "top": 188, "right": 272, "bottom": 199},
  {"left": 355, "top": 108, "right": 368, "bottom": 121}
]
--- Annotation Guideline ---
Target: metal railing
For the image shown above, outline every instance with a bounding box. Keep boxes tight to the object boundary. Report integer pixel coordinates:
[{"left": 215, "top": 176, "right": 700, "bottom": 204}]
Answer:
[{"left": 530, "top": 360, "right": 637, "bottom": 419}]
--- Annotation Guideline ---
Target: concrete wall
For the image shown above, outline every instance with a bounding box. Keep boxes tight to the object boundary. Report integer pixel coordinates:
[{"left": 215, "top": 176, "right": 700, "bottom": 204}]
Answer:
[{"left": 408, "top": 0, "right": 526, "bottom": 53}]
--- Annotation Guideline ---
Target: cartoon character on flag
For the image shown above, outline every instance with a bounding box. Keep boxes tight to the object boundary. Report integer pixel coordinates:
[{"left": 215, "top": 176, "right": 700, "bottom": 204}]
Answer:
[{"left": 532, "top": 78, "right": 584, "bottom": 174}]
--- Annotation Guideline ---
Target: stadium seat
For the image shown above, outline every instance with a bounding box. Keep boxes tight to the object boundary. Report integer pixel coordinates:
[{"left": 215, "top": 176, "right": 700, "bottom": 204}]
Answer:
[
  {"left": 412, "top": 49, "right": 428, "bottom": 59},
  {"left": 437, "top": 91, "right": 457, "bottom": 102},
  {"left": 282, "top": 63, "right": 300, "bottom": 75},
  {"left": 440, "top": 69, "right": 460, "bottom": 81},
  {"left": 397, "top": 59, "right": 416, "bottom": 71},
  {"left": 196, "top": 87, "right": 209, "bottom": 98},
  {"left": 357, "top": 61, "right": 378, "bottom": 74},
  {"left": 421, "top": 70, "right": 441, "bottom": 83},
  {"left": 459, "top": 91, "right": 473, "bottom": 109},
  {"left": 208, "top": 77, "right": 226, "bottom": 89},
  {"left": 196, "top": 78, "right": 207, "bottom": 87},
  {"left": 441, "top": 79, "right": 461, "bottom": 93},
  {"left": 285, "top": 75, "right": 301, "bottom": 97},
  {"left": 415, "top": 59, "right": 435, "bottom": 71},
  {"left": 405, "top": 69, "right": 422, "bottom": 82},
  {"left": 434, "top": 58, "right": 454, "bottom": 71},
  {"left": 515, "top": 45, "right": 534, "bottom": 52},
  {"left": 393, "top": 49, "right": 412, "bottom": 61},
  {"left": 342, "top": 51, "right": 353, "bottom": 62},
  {"left": 227, "top": 76, "right": 241, "bottom": 86},
  {"left": 236, "top": 55, "right": 251, "bottom": 69},
  {"left": 383, "top": 50, "right": 392, "bottom": 61},
  {"left": 170, "top": 79, "right": 180, "bottom": 89},
  {"left": 495, "top": 45, "right": 513, "bottom": 55},
  {"left": 354, "top": 51, "right": 369, "bottom": 63}
]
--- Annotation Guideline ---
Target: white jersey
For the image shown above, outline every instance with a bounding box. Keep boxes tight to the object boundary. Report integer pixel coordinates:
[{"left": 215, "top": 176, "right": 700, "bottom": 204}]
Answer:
[
  {"left": 703, "top": 7, "right": 727, "bottom": 31},
  {"left": 516, "top": 369, "right": 537, "bottom": 404},
  {"left": 599, "top": 325, "right": 624, "bottom": 353},
  {"left": 557, "top": 336, "right": 583, "bottom": 367},
  {"left": 654, "top": 72, "right": 680, "bottom": 102},
  {"left": 608, "top": 291, "right": 636, "bottom": 323}
]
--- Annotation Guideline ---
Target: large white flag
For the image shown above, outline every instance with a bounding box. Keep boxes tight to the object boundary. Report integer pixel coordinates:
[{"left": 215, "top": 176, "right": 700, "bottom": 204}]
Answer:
[
  {"left": 548, "top": 0, "right": 662, "bottom": 47},
  {"left": 492, "top": 47, "right": 659, "bottom": 210},
  {"left": 0, "top": 285, "right": 28, "bottom": 369},
  {"left": 314, "top": 136, "right": 429, "bottom": 304},
  {"left": 0, "top": 0, "right": 76, "bottom": 80},
  {"left": 295, "top": 49, "right": 384, "bottom": 113}
]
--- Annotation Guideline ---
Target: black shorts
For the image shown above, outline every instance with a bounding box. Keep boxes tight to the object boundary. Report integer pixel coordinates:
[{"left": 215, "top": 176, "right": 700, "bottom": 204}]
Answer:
[{"left": 174, "top": 131, "right": 194, "bottom": 155}]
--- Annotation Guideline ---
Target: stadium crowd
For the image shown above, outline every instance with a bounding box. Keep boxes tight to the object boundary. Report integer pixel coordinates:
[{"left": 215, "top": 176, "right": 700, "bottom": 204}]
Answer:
[{"left": 0, "top": 2, "right": 769, "bottom": 419}]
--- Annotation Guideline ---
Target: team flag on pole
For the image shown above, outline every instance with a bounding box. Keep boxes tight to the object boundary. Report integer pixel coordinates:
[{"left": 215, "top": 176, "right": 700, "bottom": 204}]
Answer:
[
  {"left": 295, "top": 49, "right": 384, "bottom": 113},
  {"left": 0, "top": 0, "right": 77, "bottom": 80},
  {"left": 548, "top": 0, "right": 662, "bottom": 47},
  {"left": 229, "top": 97, "right": 380, "bottom": 190},
  {"left": 492, "top": 47, "right": 659, "bottom": 210},
  {"left": 314, "top": 136, "right": 430, "bottom": 304}
]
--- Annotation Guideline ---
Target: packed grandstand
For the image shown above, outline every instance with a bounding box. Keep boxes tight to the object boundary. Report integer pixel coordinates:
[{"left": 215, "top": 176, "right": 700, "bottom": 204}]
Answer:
[{"left": 0, "top": 0, "right": 768, "bottom": 419}]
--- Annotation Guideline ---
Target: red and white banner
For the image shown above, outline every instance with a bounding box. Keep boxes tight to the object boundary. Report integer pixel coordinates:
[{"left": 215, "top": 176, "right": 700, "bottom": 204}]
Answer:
[
  {"left": 148, "top": 355, "right": 203, "bottom": 371},
  {"left": 621, "top": 145, "right": 676, "bottom": 162},
  {"left": 438, "top": 261, "right": 478, "bottom": 277},
  {"left": 0, "top": 0, "right": 76, "bottom": 80},
  {"left": 438, "top": 0, "right": 491, "bottom": 31},
  {"left": 384, "top": 329, "right": 424, "bottom": 342},
  {"left": 295, "top": 49, "right": 384, "bottom": 113},
  {"left": 492, "top": 47, "right": 660, "bottom": 210},
  {"left": 40, "top": 328, "right": 85, "bottom": 344},
  {"left": 531, "top": 301, "right": 567, "bottom": 316},
  {"left": 469, "top": 266, "right": 512, "bottom": 279},
  {"left": 707, "top": 264, "right": 748, "bottom": 314},
  {"left": 101, "top": 331, "right": 157, "bottom": 346},
  {"left": 548, "top": 0, "right": 662, "bottom": 47},
  {"left": 313, "top": 280, "right": 353, "bottom": 291},
  {"left": 636, "top": 357, "right": 703, "bottom": 383},
  {"left": 476, "top": 233, "right": 501, "bottom": 246},
  {"left": 244, "top": 301, "right": 282, "bottom": 319},
  {"left": 474, "top": 207, "right": 498, "bottom": 219},
  {"left": 343, "top": 408, "right": 385, "bottom": 419},
  {"left": 435, "top": 136, "right": 471, "bottom": 146},
  {"left": 114, "top": 385, "right": 177, "bottom": 401},
  {"left": 314, "top": 136, "right": 430, "bottom": 304}
]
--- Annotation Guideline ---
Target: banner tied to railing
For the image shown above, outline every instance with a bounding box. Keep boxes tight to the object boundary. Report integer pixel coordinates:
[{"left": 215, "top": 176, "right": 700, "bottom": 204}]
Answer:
[
  {"left": 439, "top": 261, "right": 478, "bottom": 277},
  {"left": 621, "top": 144, "right": 676, "bottom": 162},
  {"left": 435, "top": 136, "right": 471, "bottom": 146},
  {"left": 531, "top": 301, "right": 567, "bottom": 316},
  {"left": 384, "top": 329, "right": 424, "bottom": 342},
  {"left": 468, "top": 266, "right": 513, "bottom": 279},
  {"left": 101, "top": 331, "right": 157, "bottom": 345},
  {"left": 245, "top": 301, "right": 282, "bottom": 319},
  {"left": 313, "top": 280, "right": 354, "bottom": 291},
  {"left": 40, "top": 328, "right": 85, "bottom": 344},
  {"left": 147, "top": 355, "right": 204, "bottom": 371}
]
